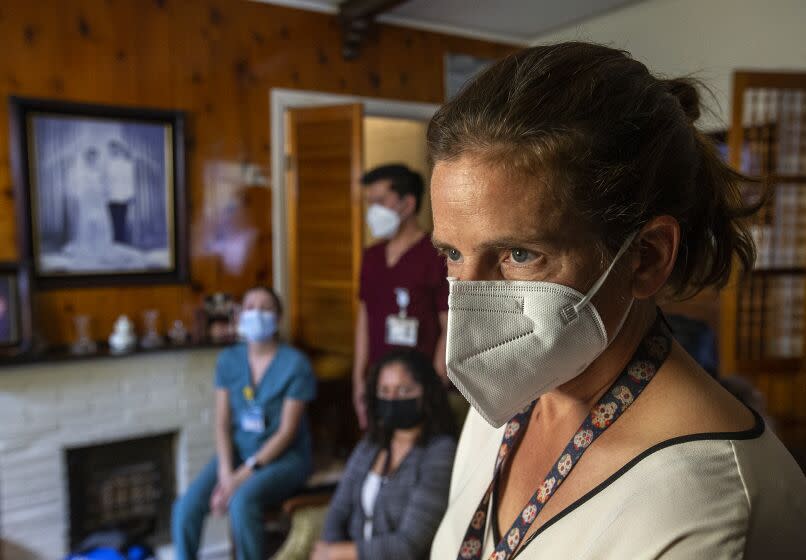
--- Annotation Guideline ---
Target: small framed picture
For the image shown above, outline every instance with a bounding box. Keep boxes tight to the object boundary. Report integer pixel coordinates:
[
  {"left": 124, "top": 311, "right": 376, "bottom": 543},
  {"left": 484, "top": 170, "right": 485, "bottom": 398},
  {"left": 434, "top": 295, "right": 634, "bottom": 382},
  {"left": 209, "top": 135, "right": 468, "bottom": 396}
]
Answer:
[
  {"left": 444, "top": 53, "right": 495, "bottom": 101},
  {"left": 0, "top": 263, "right": 32, "bottom": 356},
  {"left": 9, "top": 97, "right": 188, "bottom": 289}
]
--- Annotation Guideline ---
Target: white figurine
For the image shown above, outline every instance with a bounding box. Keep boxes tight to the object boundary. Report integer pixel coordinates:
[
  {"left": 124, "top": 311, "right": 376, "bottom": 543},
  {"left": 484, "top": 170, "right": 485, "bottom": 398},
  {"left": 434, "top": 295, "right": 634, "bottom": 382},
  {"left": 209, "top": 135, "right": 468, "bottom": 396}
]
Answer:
[{"left": 109, "top": 315, "right": 136, "bottom": 354}]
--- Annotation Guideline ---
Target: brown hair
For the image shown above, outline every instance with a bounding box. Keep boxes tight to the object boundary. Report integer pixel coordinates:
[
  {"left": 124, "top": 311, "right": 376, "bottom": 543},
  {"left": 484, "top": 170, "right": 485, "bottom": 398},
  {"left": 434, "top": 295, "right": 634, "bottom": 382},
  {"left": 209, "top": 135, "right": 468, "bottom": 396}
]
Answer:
[
  {"left": 244, "top": 285, "right": 283, "bottom": 317},
  {"left": 428, "top": 42, "right": 760, "bottom": 299}
]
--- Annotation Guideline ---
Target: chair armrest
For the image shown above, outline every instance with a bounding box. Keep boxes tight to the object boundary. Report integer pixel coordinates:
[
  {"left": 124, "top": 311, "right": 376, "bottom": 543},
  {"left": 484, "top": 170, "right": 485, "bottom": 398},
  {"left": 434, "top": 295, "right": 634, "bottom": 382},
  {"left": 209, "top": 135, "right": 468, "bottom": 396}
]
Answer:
[{"left": 282, "top": 492, "right": 333, "bottom": 515}]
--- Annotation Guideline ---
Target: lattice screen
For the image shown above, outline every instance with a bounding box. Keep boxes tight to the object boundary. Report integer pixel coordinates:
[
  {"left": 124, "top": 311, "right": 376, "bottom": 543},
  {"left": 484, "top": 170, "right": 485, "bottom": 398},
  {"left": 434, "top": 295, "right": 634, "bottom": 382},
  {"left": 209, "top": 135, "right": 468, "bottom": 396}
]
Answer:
[{"left": 735, "top": 86, "right": 806, "bottom": 362}]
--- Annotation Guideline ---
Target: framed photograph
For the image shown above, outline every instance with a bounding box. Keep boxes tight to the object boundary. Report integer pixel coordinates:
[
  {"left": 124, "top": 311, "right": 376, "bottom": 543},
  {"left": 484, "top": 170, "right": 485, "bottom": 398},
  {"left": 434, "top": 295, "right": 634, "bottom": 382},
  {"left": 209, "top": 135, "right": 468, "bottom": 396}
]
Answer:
[
  {"left": 444, "top": 53, "right": 495, "bottom": 101},
  {"left": 9, "top": 97, "right": 188, "bottom": 288},
  {"left": 0, "top": 262, "right": 32, "bottom": 356}
]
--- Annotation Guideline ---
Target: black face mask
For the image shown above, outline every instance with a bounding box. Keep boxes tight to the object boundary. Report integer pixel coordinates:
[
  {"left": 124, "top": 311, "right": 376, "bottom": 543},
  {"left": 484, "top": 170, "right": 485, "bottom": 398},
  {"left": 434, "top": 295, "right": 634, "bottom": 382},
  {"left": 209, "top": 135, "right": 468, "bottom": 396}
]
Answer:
[{"left": 376, "top": 397, "right": 423, "bottom": 430}]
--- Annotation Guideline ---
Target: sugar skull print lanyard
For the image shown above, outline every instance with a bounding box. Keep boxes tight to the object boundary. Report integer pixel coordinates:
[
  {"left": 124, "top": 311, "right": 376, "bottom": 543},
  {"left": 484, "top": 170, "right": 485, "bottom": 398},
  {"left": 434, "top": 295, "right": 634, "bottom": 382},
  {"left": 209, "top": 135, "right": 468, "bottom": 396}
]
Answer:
[{"left": 457, "top": 315, "right": 673, "bottom": 560}]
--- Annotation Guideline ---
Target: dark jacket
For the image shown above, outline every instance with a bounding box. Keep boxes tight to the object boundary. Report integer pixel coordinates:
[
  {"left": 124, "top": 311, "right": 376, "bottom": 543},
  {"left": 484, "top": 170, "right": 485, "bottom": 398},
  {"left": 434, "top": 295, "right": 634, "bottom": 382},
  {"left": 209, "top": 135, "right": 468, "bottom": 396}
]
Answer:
[{"left": 322, "top": 434, "right": 457, "bottom": 560}]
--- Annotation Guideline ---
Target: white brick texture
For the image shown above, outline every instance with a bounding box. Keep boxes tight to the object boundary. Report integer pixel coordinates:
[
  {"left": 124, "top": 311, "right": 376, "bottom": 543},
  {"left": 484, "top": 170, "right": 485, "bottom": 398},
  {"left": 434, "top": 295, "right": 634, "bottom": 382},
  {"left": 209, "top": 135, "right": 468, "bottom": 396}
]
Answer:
[{"left": 0, "top": 348, "right": 223, "bottom": 559}]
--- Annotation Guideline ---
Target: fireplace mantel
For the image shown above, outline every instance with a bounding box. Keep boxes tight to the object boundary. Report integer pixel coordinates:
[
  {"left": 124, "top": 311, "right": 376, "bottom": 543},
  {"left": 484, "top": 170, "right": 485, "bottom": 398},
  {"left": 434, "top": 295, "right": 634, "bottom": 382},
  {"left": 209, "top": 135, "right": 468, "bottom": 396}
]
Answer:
[{"left": 0, "top": 340, "right": 231, "bottom": 370}]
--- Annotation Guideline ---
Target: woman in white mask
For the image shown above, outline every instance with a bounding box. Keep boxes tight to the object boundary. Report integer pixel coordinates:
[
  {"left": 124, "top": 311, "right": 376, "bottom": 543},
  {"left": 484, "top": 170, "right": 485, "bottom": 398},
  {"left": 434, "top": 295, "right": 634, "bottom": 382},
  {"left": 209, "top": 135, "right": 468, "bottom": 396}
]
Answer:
[
  {"left": 428, "top": 43, "right": 806, "bottom": 559},
  {"left": 173, "top": 286, "right": 317, "bottom": 560}
]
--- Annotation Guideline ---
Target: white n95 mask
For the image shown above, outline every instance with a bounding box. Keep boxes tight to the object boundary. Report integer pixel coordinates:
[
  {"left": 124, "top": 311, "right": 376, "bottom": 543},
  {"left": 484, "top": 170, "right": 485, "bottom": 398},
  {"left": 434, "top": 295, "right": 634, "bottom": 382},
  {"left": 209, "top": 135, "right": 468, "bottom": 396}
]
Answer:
[
  {"left": 445, "top": 233, "right": 637, "bottom": 427},
  {"left": 366, "top": 204, "right": 401, "bottom": 239}
]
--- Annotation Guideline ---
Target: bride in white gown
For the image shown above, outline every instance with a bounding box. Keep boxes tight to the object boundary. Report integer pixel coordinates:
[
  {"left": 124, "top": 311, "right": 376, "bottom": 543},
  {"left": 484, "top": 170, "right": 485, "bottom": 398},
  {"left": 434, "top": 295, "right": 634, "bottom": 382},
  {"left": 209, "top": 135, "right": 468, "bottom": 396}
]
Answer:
[
  {"left": 68, "top": 144, "right": 113, "bottom": 250},
  {"left": 40, "top": 121, "right": 170, "bottom": 273},
  {"left": 47, "top": 126, "right": 144, "bottom": 272}
]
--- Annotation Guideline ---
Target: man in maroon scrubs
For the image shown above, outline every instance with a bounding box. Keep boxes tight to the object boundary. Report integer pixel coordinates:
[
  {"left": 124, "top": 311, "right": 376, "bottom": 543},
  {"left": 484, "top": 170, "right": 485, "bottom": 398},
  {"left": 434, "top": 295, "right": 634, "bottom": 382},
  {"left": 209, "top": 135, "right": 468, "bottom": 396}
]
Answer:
[{"left": 352, "top": 164, "right": 449, "bottom": 429}]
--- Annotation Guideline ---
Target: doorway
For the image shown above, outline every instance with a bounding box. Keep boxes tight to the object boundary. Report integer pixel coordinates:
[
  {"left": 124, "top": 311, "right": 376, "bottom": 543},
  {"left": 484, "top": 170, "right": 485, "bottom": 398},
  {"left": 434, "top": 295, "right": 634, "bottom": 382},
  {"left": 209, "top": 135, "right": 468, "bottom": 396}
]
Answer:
[
  {"left": 270, "top": 90, "right": 439, "bottom": 476},
  {"left": 363, "top": 115, "right": 433, "bottom": 242},
  {"left": 269, "top": 88, "right": 439, "bottom": 333}
]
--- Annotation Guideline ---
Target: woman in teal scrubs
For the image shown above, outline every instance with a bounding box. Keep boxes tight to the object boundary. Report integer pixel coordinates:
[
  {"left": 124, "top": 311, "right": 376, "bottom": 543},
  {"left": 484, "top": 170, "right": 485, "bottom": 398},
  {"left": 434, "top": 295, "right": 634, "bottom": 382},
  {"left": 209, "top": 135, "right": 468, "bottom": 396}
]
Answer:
[{"left": 172, "top": 286, "right": 317, "bottom": 560}]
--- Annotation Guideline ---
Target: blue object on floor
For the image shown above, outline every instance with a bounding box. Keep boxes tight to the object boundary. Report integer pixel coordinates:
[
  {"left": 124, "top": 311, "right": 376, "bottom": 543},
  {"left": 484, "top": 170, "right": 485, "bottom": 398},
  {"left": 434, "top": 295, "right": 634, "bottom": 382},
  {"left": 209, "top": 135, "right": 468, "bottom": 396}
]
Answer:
[
  {"left": 126, "top": 545, "right": 153, "bottom": 560},
  {"left": 65, "top": 544, "right": 155, "bottom": 560},
  {"left": 66, "top": 547, "right": 124, "bottom": 560}
]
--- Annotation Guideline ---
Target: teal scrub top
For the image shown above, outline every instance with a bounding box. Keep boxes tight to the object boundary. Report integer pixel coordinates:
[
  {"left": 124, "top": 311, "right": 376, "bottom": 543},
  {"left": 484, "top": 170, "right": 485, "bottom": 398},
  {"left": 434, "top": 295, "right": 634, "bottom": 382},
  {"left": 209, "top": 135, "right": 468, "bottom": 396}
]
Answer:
[{"left": 214, "top": 343, "right": 317, "bottom": 465}]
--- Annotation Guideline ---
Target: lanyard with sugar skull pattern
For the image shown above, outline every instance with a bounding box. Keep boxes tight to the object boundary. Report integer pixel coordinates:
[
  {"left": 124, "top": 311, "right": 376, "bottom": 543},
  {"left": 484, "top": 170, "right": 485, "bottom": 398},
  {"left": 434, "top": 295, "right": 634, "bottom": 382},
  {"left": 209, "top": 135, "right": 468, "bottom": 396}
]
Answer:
[{"left": 456, "top": 315, "right": 672, "bottom": 560}]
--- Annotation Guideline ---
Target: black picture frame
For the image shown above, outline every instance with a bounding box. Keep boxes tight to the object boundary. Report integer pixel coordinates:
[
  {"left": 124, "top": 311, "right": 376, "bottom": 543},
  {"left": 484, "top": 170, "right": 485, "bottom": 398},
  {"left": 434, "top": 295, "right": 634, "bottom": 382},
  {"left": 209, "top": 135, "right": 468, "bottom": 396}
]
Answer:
[
  {"left": 0, "top": 262, "right": 33, "bottom": 356},
  {"left": 9, "top": 96, "right": 188, "bottom": 289}
]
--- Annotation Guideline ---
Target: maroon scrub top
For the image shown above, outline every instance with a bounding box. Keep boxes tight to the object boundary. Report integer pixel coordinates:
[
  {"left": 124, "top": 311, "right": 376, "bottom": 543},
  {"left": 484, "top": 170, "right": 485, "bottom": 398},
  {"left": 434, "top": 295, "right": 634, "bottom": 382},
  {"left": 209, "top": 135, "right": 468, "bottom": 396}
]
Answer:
[{"left": 359, "top": 234, "right": 449, "bottom": 368}]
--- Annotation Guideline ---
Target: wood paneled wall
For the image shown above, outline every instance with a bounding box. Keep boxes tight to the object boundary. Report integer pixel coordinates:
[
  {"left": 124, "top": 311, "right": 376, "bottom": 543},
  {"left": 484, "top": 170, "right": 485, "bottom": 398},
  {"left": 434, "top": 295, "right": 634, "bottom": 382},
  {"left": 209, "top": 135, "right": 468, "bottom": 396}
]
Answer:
[{"left": 0, "top": 0, "right": 515, "bottom": 346}]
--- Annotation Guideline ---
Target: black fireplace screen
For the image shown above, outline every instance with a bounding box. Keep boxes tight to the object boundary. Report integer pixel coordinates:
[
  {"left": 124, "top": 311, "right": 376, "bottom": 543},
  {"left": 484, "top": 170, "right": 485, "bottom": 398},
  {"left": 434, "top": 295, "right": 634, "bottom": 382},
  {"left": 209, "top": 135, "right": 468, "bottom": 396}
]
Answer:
[{"left": 65, "top": 432, "right": 177, "bottom": 548}]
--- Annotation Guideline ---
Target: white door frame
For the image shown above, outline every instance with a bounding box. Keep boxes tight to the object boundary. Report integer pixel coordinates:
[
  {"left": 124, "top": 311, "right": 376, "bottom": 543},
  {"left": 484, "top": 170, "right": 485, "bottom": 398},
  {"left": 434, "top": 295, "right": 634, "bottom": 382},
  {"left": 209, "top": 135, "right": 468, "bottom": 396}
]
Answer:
[{"left": 270, "top": 88, "right": 440, "bottom": 331}]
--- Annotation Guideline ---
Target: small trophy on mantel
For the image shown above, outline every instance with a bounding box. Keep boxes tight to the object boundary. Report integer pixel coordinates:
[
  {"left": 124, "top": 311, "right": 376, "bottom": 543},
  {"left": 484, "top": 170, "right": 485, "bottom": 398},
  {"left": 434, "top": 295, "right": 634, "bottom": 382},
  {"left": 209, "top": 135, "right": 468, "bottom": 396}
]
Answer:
[{"left": 109, "top": 315, "right": 136, "bottom": 354}]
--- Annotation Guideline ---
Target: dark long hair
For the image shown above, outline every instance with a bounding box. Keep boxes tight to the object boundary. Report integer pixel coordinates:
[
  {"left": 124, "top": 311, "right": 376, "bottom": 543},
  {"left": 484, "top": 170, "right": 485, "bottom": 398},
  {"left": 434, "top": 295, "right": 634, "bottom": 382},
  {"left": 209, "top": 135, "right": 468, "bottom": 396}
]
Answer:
[
  {"left": 245, "top": 285, "right": 283, "bottom": 318},
  {"left": 365, "top": 349, "right": 458, "bottom": 447},
  {"left": 428, "top": 42, "right": 762, "bottom": 300}
]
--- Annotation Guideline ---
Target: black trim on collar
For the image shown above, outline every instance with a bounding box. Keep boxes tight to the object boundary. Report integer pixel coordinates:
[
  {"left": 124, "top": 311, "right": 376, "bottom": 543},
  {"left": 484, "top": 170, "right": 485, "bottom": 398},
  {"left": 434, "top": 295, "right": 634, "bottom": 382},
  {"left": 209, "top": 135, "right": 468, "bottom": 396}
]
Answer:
[{"left": 493, "top": 407, "right": 765, "bottom": 558}]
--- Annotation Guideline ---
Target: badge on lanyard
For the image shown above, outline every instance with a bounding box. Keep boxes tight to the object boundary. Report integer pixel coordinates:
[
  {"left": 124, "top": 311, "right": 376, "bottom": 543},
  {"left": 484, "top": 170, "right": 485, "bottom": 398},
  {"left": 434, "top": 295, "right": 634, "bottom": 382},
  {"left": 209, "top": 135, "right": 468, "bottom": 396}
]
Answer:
[
  {"left": 240, "top": 385, "right": 265, "bottom": 433},
  {"left": 385, "top": 287, "right": 419, "bottom": 347}
]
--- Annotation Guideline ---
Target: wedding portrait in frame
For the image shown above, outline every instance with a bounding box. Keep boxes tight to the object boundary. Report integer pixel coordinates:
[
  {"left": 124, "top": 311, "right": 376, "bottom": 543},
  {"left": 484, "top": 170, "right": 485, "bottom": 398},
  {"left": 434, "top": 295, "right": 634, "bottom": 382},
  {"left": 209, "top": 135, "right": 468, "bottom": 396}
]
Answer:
[{"left": 10, "top": 97, "right": 188, "bottom": 288}]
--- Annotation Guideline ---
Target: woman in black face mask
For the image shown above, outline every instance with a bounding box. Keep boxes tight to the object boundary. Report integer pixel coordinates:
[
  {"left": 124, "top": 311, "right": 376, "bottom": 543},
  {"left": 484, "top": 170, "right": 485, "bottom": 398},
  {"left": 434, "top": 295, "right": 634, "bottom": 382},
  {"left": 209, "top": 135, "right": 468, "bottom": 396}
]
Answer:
[{"left": 312, "top": 350, "right": 458, "bottom": 560}]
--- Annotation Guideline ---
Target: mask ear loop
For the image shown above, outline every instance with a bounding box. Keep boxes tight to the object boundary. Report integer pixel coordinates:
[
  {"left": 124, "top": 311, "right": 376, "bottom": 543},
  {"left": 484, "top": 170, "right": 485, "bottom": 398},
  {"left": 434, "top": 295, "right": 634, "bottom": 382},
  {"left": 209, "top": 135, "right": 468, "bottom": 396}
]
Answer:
[{"left": 560, "top": 231, "right": 639, "bottom": 325}]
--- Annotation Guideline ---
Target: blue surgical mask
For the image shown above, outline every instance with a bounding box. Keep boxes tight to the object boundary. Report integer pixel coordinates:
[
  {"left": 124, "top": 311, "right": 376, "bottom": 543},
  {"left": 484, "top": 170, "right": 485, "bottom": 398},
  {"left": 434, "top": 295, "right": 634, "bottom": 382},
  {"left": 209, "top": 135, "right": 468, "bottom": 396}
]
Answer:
[{"left": 237, "top": 310, "right": 278, "bottom": 342}]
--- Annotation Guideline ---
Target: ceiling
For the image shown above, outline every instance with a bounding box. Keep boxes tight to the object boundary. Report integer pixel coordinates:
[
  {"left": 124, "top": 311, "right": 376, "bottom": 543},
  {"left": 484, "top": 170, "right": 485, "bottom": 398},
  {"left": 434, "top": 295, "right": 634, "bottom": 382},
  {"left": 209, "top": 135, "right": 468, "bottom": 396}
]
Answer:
[{"left": 253, "top": 0, "right": 644, "bottom": 45}]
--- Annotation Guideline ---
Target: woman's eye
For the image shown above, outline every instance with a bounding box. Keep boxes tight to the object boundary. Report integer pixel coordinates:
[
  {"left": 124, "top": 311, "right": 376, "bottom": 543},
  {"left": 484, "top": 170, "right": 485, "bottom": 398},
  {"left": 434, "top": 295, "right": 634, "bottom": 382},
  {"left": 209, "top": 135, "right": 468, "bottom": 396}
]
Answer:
[{"left": 509, "top": 248, "right": 531, "bottom": 263}]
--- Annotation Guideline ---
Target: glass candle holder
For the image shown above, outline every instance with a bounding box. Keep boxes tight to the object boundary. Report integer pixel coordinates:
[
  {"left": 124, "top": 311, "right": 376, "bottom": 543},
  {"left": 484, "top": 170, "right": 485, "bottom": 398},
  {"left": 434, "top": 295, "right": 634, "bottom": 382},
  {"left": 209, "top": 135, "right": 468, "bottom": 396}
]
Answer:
[
  {"left": 140, "top": 309, "right": 164, "bottom": 349},
  {"left": 168, "top": 319, "right": 188, "bottom": 345},
  {"left": 70, "top": 314, "right": 97, "bottom": 355}
]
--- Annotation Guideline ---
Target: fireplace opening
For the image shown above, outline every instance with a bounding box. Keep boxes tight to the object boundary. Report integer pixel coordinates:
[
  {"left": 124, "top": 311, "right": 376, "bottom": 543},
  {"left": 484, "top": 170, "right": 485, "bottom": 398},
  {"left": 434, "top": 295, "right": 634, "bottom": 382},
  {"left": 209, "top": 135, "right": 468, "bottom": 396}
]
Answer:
[{"left": 65, "top": 432, "right": 177, "bottom": 549}]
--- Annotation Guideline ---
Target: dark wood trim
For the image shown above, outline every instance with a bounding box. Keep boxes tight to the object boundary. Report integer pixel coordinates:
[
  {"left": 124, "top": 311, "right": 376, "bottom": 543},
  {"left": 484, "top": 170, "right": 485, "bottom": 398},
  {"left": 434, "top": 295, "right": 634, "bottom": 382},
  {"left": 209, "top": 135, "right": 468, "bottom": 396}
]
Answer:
[
  {"left": 766, "top": 174, "right": 806, "bottom": 184},
  {"left": 746, "top": 267, "right": 806, "bottom": 276},
  {"left": 8, "top": 96, "right": 189, "bottom": 289},
  {"left": 338, "top": 0, "right": 408, "bottom": 59},
  {"left": 734, "top": 71, "right": 806, "bottom": 90},
  {"left": 734, "top": 358, "right": 803, "bottom": 375}
]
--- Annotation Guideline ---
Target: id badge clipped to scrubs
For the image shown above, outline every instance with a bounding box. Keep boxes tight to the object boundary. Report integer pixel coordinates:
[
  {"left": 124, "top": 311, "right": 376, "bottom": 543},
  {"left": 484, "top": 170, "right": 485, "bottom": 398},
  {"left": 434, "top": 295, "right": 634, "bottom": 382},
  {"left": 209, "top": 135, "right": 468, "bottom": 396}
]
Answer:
[
  {"left": 385, "top": 288, "right": 419, "bottom": 347},
  {"left": 240, "top": 386, "right": 265, "bottom": 434}
]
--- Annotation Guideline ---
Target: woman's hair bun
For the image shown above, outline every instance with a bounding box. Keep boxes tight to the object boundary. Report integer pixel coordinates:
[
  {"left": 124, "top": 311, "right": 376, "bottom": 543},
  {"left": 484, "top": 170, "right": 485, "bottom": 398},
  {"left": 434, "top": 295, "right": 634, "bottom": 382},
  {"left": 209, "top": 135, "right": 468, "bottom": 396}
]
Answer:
[{"left": 664, "top": 78, "right": 701, "bottom": 123}]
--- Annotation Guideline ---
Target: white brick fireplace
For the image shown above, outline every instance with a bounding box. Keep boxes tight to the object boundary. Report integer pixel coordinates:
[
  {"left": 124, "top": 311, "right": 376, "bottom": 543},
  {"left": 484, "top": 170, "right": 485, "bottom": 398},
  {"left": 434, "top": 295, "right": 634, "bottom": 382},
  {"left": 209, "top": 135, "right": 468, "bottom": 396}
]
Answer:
[{"left": 0, "top": 349, "right": 229, "bottom": 560}]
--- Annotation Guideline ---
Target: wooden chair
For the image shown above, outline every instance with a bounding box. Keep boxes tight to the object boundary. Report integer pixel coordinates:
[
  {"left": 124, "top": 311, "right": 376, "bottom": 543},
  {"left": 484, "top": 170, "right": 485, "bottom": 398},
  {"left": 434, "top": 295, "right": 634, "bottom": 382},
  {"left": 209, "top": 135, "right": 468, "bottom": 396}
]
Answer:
[{"left": 228, "top": 481, "right": 337, "bottom": 559}]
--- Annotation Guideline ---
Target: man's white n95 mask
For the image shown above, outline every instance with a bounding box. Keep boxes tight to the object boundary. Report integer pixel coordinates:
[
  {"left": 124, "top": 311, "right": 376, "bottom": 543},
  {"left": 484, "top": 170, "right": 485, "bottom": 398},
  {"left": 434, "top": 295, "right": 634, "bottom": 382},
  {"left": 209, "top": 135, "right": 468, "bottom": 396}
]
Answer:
[{"left": 445, "top": 232, "right": 637, "bottom": 427}]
